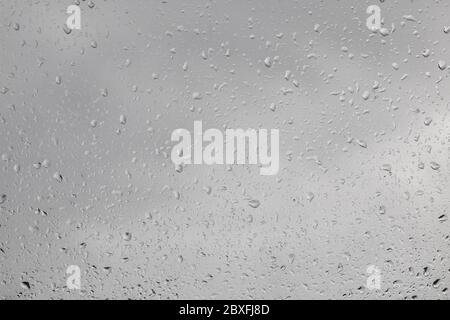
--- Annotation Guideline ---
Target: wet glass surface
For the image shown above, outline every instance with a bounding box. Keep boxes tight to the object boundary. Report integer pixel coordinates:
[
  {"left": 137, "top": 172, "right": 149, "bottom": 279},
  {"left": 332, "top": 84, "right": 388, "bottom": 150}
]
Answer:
[{"left": 0, "top": 0, "right": 449, "bottom": 299}]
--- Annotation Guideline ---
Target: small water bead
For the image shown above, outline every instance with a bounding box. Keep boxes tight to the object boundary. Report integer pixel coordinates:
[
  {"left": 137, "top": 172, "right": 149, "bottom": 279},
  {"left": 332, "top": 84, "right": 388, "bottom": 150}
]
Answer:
[
  {"left": 122, "top": 232, "right": 132, "bottom": 241},
  {"left": 379, "top": 28, "right": 390, "bottom": 36},
  {"left": 203, "top": 186, "right": 212, "bottom": 195},
  {"left": 357, "top": 140, "right": 367, "bottom": 148},
  {"left": 35, "top": 208, "right": 48, "bottom": 216},
  {"left": 288, "top": 254, "right": 295, "bottom": 264},
  {"left": 362, "top": 91, "right": 370, "bottom": 100},
  {"left": 53, "top": 172, "right": 63, "bottom": 183},
  {"left": 430, "top": 162, "right": 440, "bottom": 170},
  {"left": 433, "top": 279, "right": 441, "bottom": 288},
  {"left": 101, "top": 88, "right": 108, "bottom": 97},
  {"left": 192, "top": 92, "right": 202, "bottom": 100},
  {"left": 248, "top": 199, "right": 260, "bottom": 208},
  {"left": 264, "top": 57, "right": 272, "bottom": 68},
  {"left": 42, "top": 159, "right": 50, "bottom": 168},
  {"left": 438, "top": 60, "right": 447, "bottom": 70},
  {"left": 422, "top": 49, "right": 431, "bottom": 57}
]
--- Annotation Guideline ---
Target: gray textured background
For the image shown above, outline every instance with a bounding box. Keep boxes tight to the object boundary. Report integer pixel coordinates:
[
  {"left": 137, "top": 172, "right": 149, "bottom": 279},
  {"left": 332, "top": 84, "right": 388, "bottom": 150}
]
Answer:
[{"left": 0, "top": 0, "right": 449, "bottom": 299}]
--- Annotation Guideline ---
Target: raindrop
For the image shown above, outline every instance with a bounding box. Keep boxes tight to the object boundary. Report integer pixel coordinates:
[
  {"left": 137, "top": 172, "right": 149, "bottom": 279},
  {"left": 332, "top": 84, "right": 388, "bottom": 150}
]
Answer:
[
  {"left": 203, "top": 186, "right": 212, "bottom": 195},
  {"left": 20, "top": 281, "right": 30, "bottom": 290},
  {"left": 42, "top": 159, "right": 50, "bottom": 168},
  {"left": 362, "top": 91, "right": 370, "bottom": 100},
  {"left": 248, "top": 199, "right": 261, "bottom": 208},
  {"left": 430, "top": 162, "right": 440, "bottom": 170},
  {"left": 122, "top": 232, "right": 132, "bottom": 241},
  {"left": 288, "top": 253, "right": 295, "bottom": 264},
  {"left": 356, "top": 140, "right": 367, "bottom": 148},
  {"left": 101, "top": 88, "right": 108, "bottom": 97},
  {"left": 438, "top": 60, "right": 447, "bottom": 70},
  {"left": 306, "top": 192, "right": 315, "bottom": 202},
  {"left": 192, "top": 92, "right": 202, "bottom": 100},
  {"left": 432, "top": 279, "right": 441, "bottom": 288},
  {"left": 53, "top": 172, "right": 63, "bottom": 183},
  {"left": 264, "top": 57, "right": 272, "bottom": 68}
]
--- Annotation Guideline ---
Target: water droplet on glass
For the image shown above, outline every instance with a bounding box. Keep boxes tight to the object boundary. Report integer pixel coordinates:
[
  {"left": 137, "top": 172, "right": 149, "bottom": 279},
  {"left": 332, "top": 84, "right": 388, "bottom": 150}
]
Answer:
[
  {"left": 430, "top": 162, "right": 440, "bottom": 170},
  {"left": 248, "top": 199, "right": 261, "bottom": 208},
  {"left": 53, "top": 172, "right": 63, "bottom": 183},
  {"left": 438, "top": 60, "right": 447, "bottom": 70},
  {"left": 122, "top": 232, "right": 132, "bottom": 241},
  {"left": 264, "top": 57, "right": 272, "bottom": 68}
]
